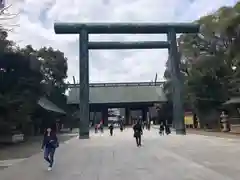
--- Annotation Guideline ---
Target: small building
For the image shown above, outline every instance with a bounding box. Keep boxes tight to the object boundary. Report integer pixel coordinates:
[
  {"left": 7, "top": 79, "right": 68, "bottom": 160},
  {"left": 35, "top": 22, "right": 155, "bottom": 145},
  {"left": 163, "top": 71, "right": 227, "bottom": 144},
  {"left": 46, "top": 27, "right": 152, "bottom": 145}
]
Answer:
[{"left": 223, "top": 97, "right": 240, "bottom": 124}]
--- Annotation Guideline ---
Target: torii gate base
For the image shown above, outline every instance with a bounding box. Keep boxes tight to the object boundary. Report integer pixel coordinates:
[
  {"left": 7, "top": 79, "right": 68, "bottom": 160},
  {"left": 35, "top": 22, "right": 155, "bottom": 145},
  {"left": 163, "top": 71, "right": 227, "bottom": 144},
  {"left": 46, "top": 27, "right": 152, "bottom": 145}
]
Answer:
[{"left": 54, "top": 23, "right": 200, "bottom": 139}]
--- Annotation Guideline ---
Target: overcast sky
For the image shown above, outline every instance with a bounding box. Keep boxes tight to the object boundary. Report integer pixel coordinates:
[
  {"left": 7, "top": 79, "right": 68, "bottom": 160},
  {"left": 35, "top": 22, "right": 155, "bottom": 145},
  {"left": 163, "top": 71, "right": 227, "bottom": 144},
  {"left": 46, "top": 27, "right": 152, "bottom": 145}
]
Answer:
[{"left": 6, "top": 0, "right": 238, "bottom": 83}]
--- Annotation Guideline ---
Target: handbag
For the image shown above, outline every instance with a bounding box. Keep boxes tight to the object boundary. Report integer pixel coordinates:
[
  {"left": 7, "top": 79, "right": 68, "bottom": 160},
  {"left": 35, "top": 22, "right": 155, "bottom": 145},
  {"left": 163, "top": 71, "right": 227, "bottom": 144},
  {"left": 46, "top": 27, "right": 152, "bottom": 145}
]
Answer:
[
  {"left": 50, "top": 140, "right": 59, "bottom": 148},
  {"left": 54, "top": 141, "right": 59, "bottom": 148}
]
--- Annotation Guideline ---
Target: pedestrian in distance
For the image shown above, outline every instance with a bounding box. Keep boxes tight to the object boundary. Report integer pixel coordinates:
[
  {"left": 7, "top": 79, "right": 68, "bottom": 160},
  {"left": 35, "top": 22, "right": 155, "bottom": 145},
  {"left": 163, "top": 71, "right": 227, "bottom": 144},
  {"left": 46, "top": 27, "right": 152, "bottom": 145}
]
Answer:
[
  {"left": 120, "top": 124, "right": 123, "bottom": 132},
  {"left": 119, "top": 120, "right": 124, "bottom": 132},
  {"left": 142, "top": 121, "right": 145, "bottom": 130},
  {"left": 99, "top": 120, "right": 104, "bottom": 133},
  {"left": 41, "top": 127, "right": 59, "bottom": 171},
  {"left": 165, "top": 122, "right": 171, "bottom": 135},
  {"left": 100, "top": 123, "right": 104, "bottom": 133},
  {"left": 159, "top": 122, "right": 165, "bottom": 136},
  {"left": 109, "top": 123, "right": 114, "bottom": 136},
  {"left": 147, "top": 121, "right": 151, "bottom": 131},
  {"left": 133, "top": 121, "right": 143, "bottom": 147},
  {"left": 95, "top": 124, "right": 98, "bottom": 133}
]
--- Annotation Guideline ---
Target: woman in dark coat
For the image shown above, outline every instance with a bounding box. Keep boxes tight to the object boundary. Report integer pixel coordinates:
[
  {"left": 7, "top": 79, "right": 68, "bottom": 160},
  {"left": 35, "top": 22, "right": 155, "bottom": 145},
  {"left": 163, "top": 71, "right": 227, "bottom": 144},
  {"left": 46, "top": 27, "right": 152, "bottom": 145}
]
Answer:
[
  {"left": 133, "top": 121, "right": 143, "bottom": 147},
  {"left": 109, "top": 123, "right": 114, "bottom": 136},
  {"left": 41, "top": 127, "right": 59, "bottom": 171}
]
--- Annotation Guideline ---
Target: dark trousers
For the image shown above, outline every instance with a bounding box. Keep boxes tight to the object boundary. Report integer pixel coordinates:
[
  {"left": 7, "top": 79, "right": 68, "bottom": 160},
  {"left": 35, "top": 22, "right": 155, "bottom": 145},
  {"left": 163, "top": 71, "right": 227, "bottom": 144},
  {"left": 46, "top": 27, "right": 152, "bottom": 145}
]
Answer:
[
  {"left": 135, "top": 135, "right": 141, "bottom": 146},
  {"left": 165, "top": 125, "right": 171, "bottom": 135},
  {"left": 110, "top": 129, "right": 113, "bottom": 136},
  {"left": 44, "top": 147, "right": 56, "bottom": 167}
]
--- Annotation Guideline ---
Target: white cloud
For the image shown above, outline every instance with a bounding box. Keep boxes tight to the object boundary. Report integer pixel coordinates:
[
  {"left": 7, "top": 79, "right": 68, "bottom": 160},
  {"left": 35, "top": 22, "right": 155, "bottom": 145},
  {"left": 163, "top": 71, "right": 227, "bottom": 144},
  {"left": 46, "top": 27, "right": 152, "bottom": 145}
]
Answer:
[{"left": 5, "top": 0, "right": 238, "bottom": 83}]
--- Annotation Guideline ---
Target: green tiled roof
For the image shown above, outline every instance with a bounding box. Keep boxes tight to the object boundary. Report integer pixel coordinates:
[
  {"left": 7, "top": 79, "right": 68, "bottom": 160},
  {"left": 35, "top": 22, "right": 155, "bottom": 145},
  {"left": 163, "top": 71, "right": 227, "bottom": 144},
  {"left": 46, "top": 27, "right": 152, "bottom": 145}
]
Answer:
[
  {"left": 67, "top": 85, "right": 166, "bottom": 104},
  {"left": 38, "top": 97, "right": 66, "bottom": 114},
  {"left": 223, "top": 97, "right": 240, "bottom": 105}
]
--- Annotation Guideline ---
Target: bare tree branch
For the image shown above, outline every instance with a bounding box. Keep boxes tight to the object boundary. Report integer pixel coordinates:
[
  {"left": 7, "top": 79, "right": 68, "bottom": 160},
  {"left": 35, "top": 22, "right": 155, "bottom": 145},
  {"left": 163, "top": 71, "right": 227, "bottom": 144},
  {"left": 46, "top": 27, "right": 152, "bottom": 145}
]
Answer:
[{"left": 0, "top": 4, "right": 19, "bottom": 32}]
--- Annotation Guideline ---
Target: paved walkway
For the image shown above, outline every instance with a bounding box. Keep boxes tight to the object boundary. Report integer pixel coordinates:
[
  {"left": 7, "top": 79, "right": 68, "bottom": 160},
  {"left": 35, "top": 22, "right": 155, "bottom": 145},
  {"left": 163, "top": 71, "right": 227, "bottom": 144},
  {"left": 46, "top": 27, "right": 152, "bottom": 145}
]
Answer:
[
  {"left": 1, "top": 128, "right": 240, "bottom": 180},
  {"left": 0, "top": 133, "right": 77, "bottom": 161}
]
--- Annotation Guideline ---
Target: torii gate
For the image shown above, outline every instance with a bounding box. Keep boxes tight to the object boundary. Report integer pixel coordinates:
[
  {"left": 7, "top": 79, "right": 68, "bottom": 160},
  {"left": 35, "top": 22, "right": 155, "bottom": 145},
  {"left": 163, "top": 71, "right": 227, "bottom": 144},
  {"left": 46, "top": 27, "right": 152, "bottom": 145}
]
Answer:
[{"left": 54, "top": 22, "right": 200, "bottom": 139}]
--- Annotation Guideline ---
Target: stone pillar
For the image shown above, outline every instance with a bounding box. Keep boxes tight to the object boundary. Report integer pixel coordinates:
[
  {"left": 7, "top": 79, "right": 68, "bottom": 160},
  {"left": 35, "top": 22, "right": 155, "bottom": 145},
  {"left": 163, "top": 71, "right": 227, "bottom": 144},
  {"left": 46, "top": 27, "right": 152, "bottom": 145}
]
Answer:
[
  {"left": 168, "top": 29, "right": 186, "bottom": 135},
  {"left": 79, "top": 28, "right": 90, "bottom": 139},
  {"left": 102, "top": 107, "right": 108, "bottom": 126},
  {"left": 142, "top": 107, "right": 148, "bottom": 123},
  {"left": 125, "top": 108, "right": 130, "bottom": 125},
  {"left": 92, "top": 111, "right": 97, "bottom": 126}
]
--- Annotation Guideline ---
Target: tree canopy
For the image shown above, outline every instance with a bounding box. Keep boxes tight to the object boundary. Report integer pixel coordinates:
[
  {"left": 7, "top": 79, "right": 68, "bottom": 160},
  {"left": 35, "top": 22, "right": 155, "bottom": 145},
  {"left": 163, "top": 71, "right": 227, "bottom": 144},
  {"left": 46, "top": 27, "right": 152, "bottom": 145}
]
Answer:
[
  {"left": 163, "top": 2, "right": 240, "bottom": 126},
  {"left": 0, "top": 29, "right": 68, "bottom": 134}
]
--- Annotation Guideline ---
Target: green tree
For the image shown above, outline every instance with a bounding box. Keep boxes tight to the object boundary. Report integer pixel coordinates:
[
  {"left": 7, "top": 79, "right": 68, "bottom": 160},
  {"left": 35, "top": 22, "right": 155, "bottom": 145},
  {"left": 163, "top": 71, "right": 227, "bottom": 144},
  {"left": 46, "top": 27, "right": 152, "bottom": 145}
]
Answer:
[
  {"left": 0, "top": 29, "right": 69, "bottom": 134},
  {"left": 38, "top": 47, "right": 68, "bottom": 93},
  {"left": 163, "top": 2, "right": 240, "bottom": 127},
  {"left": 0, "top": 45, "right": 43, "bottom": 134},
  {"left": 20, "top": 45, "right": 69, "bottom": 110},
  {"left": 37, "top": 47, "right": 68, "bottom": 111}
]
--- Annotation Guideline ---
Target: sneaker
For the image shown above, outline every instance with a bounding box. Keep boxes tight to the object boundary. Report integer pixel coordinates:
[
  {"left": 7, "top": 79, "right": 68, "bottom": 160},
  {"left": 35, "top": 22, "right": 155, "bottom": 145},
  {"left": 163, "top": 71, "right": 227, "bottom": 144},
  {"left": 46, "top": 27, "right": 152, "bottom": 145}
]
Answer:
[{"left": 48, "top": 167, "right": 52, "bottom": 171}]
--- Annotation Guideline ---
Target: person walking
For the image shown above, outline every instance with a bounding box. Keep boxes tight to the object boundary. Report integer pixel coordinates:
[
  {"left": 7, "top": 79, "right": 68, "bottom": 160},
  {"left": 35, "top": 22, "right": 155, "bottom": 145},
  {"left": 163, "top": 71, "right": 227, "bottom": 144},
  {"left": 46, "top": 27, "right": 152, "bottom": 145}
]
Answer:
[
  {"left": 108, "top": 123, "right": 114, "bottom": 136},
  {"left": 159, "top": 122, "right": 165, "bottom": 136},
  {"left": 95, "top": 124, "right": 98, "bottom": 133},
  {"left": 119, "top": 119, "right": 124, "bottom": 132},
  {"left": 165, "top": 122, "right": 171, "bottom": 135},
  {"left": 133, "top": 121, "right": 143, "bottom": 147},
  {"left": 99, "top": 120, "right": 104, "bottom": 133},
  {"left": 41, "top": 127, "right": 59, "bottom": 171},
  {"left": 120, "top": 123, "right": 123, "bottom": 132}
]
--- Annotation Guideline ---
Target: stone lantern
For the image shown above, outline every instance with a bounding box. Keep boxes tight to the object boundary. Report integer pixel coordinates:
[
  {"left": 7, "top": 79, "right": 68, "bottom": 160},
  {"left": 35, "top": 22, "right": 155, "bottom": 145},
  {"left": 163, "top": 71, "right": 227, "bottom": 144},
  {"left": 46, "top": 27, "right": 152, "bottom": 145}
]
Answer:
[{"left": 220, "top": 111, "right": 230, "bottom": 132}]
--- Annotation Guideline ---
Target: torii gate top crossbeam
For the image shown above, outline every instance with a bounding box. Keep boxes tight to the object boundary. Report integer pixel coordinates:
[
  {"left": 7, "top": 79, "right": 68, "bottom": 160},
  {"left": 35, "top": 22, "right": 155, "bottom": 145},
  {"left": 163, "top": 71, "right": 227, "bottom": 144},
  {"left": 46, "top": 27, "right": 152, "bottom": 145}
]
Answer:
[{"left": 54, "top": 22, "right": 200, "bottom": 34}]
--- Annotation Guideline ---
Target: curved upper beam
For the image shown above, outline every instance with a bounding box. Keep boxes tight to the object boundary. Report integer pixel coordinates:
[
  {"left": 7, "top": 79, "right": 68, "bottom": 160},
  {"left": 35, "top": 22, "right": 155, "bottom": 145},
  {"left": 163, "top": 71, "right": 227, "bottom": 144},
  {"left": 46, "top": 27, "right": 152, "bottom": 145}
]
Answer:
[{"left": 54, "top": 22, "right": 200, "bottom": 34}]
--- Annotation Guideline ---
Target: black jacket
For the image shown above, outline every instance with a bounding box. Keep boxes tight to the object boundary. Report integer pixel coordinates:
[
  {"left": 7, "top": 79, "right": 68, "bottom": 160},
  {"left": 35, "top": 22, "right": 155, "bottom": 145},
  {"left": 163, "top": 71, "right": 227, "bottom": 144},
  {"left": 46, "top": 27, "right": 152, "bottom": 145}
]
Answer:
[
  {"left": 42, "top": 133, "right": 59, "bottom": 149},
  {"left": 133, "top": 123, "right": 143, "bottom": 136}
]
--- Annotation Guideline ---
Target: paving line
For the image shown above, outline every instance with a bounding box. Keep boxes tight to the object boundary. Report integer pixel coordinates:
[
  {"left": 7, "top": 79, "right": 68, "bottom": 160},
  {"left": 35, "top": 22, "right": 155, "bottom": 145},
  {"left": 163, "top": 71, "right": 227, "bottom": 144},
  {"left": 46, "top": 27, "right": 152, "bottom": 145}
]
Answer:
[{"left": 0, "top": 158, "right": 26, "bottom": 167}]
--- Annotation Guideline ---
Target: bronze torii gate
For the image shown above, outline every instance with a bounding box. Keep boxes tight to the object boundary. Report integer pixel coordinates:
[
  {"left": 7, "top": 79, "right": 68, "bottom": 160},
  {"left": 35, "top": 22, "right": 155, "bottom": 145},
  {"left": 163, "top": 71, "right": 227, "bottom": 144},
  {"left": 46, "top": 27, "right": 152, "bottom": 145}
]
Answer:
[{"left": 54, "top": 22, "right": 200, "bottom": 139}]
